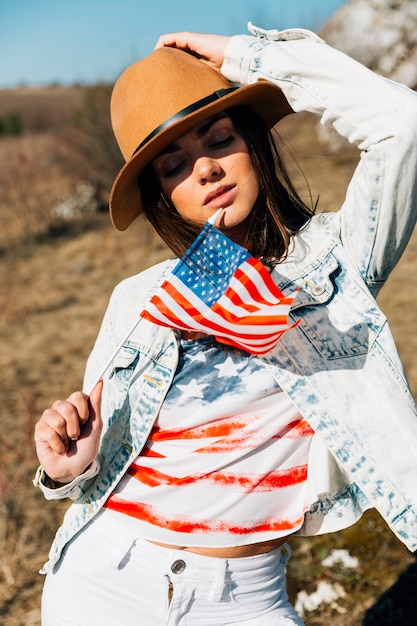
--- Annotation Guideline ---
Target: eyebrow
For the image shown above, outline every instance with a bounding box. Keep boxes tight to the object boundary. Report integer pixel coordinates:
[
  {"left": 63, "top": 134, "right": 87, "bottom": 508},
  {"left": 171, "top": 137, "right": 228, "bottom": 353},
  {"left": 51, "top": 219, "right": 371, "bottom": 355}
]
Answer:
[{"left": 157, "top": 114, "right": 227, "bottom": 156}]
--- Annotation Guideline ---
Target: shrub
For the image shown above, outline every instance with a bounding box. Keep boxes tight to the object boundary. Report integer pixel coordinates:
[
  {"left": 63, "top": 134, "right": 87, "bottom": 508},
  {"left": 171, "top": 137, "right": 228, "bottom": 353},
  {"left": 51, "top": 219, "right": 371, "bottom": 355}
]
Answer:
[{"left": 0, "top": 111, "right": 23, "bottom": 137}]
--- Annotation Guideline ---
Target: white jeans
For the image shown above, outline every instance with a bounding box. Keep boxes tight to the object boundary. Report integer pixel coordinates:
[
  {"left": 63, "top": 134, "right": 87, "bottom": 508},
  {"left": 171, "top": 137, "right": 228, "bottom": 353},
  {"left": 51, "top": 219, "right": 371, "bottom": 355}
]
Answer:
[{"left": 42, "top": 511, "right": 304, "bottom": 625}]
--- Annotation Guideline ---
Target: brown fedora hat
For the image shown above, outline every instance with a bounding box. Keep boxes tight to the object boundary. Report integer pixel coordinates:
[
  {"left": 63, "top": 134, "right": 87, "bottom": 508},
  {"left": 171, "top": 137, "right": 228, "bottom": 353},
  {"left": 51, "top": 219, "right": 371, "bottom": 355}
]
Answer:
[{"left": 109, "top": 46, "right": 293, "bottom": 231}]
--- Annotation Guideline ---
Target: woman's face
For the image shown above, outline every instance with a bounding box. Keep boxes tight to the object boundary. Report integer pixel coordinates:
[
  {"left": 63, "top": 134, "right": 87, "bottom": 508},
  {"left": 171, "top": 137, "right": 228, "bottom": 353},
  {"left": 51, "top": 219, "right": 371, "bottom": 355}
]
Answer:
[{"left": 151, "top": 114, "right": 259, "bottom": 243}]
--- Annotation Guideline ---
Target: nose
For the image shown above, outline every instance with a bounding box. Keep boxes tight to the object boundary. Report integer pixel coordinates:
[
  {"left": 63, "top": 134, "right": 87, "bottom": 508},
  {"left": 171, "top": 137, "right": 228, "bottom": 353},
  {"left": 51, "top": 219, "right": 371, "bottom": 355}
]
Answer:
[{"left": 195, "top": 157, "right": 222, "bottom": 184}]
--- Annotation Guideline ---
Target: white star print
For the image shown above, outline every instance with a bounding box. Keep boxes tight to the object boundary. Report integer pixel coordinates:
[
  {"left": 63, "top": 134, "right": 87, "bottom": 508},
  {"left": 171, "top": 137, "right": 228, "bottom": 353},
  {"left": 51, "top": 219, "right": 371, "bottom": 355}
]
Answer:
[
  {"left": 177, "top": 379, "right": 209, "bottom": 399},
  {"left": 214, "top": 356, "right": 238, "bottom": 378},
  {"left": 186, "top": 351, "right": 207, "bottom": 364}
]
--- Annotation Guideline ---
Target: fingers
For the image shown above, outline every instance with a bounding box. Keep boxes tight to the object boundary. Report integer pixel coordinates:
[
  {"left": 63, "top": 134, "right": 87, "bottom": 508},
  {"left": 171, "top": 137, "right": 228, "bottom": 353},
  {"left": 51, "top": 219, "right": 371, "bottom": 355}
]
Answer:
[
  {"left": 35, "top": 388, "right": 90, "bottom": 451},
  {"left": 154, "top": 32, "right": 194, "bottom": 51},
  {"left": 35, "top": 396, "right": 84, "bottom": 454},
  {"left": 154, "top": 32, "right": 230, "bottom": 70},
  {"left": 36, "top": 382, "right": 103, "bottom": 448},
  {"left": 34, "top": 382, "right": 104, "bottom": 482},
  {"left": 88, "top": 379, "right": 103, "bottom": 419},
  {"left": 87, "top": 379, "right": 103, "bottom": 438}
]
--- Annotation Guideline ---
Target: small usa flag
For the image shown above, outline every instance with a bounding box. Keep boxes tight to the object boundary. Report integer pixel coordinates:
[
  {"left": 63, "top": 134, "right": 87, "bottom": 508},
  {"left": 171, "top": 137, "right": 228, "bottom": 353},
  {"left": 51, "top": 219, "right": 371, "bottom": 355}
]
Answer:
[{"left": 141, "top": 215, "right": 298, "bottom": 354}]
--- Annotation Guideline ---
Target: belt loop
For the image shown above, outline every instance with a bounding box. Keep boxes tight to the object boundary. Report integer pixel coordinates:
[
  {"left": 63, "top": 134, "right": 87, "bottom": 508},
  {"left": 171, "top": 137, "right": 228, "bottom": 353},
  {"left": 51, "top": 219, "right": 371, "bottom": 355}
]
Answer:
[
  {"left": 209, "top": 558, "right": 227, "bottom": 602},
  {"left": 280, "top": 542, "right": 291, "bottom": 567},
  {"left": 110, "top": 536, "right": 136, "bottom": 569}
]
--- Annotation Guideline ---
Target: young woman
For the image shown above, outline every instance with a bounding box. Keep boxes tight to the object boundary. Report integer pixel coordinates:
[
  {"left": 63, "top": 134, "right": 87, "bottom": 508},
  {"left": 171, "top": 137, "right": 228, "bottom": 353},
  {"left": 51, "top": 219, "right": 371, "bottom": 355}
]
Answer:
[{"left": 34, "top": 23, "right": 417, "bottom": 625}]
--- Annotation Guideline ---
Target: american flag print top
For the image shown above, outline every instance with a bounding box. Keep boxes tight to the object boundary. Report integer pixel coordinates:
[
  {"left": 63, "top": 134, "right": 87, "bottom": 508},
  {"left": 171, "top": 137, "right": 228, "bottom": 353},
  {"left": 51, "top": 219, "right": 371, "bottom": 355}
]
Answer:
[
  {"left": 140, "top": 216, "right": 298, "bottom": 354},
  {"left": 104, "top": 337, "right": 319, "bottom": 547}
]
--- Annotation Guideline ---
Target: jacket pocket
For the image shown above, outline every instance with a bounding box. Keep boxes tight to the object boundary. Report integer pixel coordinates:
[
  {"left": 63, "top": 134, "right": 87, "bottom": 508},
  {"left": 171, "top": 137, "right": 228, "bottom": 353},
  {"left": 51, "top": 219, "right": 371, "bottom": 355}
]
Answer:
[
  {"left": 108, "top": 343, "right": 141, "bottom": 398},
  {"left": 294, "top": 303, "right": 372, "bottom": 359},
  {"left": 289, "top": 261, "right": 383, "bottom": 360}
]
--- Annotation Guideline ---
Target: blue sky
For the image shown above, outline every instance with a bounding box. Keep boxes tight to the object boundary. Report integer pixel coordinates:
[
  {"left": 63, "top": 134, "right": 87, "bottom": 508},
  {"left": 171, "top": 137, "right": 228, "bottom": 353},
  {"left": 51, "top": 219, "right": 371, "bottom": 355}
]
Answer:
[{"left": 0, "top": 0, "right": 348, "bottom": 88}]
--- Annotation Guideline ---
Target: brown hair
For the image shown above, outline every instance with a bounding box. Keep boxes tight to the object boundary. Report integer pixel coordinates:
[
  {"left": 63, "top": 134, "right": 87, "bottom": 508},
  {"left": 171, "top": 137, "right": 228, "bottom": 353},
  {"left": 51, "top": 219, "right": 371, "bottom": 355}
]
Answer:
[{"left": 138, "top": 106, "right": 316, "bottom": 263}]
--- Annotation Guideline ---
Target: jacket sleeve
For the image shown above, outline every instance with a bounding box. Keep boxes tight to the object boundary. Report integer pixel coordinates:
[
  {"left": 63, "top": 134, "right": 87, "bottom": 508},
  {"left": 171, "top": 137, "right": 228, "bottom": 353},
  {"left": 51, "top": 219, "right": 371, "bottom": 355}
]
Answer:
[
  {"left": 82, "top": 258, "right": 177, "bottom": 394},
  {"left": 33, "top": 458, "right": 101, "bottom": 500},
  {"left": 222, "top": 23, "right": 417, "bottom": 293}
]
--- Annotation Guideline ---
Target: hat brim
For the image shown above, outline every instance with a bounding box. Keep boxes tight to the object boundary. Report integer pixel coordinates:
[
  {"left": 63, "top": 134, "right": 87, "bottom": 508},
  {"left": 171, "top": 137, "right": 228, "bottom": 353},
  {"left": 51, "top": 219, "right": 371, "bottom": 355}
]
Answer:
[{"left": 109, "top": 80, "right": 293, "bottom": 231}]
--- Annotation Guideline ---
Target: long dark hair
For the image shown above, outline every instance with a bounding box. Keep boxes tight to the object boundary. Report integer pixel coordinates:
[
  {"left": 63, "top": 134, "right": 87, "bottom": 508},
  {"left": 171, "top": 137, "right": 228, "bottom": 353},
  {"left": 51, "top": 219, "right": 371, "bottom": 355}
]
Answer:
[{"left": 138, "top": 105, "right": 316, "bottom": 263}]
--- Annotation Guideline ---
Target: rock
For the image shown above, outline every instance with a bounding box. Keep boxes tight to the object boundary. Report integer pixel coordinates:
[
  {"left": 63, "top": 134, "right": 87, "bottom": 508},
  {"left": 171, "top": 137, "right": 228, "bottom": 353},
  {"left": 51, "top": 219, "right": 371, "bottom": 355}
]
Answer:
[
  {"left": 317, "top": 0, "right": 417, "bottom": 151},
  {"left": 320, "top": 0, "right": 417, "bottom": 88}
]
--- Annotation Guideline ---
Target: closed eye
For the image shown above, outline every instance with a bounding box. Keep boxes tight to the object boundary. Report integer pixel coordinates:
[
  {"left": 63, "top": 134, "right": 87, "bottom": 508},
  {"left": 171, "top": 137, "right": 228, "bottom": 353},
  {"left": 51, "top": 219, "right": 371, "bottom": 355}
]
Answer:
[
  {"left": 209, "top": 135, "right": 235, "bottom": 149},
  {"left": 160, "top": 158, "right": 186, "bottom": 178}
]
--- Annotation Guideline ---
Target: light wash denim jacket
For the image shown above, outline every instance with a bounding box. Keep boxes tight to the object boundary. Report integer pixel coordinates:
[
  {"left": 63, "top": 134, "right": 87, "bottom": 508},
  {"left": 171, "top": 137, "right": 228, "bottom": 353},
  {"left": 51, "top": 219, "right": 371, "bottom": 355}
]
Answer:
[{"left": 35, "top": 25, "right": 417, "bottom": 573}]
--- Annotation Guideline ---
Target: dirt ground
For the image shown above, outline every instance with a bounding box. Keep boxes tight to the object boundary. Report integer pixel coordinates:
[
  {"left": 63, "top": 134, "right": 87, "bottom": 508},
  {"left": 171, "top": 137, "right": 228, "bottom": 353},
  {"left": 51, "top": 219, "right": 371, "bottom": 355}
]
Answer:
[{"left": 0, "top": 91, "right": 416, "bottom": 625}]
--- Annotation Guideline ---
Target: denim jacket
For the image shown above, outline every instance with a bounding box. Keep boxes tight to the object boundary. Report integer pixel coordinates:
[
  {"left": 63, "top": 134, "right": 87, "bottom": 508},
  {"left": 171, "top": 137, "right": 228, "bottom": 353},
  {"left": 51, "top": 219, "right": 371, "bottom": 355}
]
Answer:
[{"left": 35, "top": 25, "right": 417, "bottom": 573}]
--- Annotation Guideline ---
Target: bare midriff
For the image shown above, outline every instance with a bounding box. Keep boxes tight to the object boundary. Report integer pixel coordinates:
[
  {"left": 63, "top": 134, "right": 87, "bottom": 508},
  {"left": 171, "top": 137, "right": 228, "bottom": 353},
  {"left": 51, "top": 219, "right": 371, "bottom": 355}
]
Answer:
[{"left": 148, "top": 535, "right": 290, "bottom": 558}]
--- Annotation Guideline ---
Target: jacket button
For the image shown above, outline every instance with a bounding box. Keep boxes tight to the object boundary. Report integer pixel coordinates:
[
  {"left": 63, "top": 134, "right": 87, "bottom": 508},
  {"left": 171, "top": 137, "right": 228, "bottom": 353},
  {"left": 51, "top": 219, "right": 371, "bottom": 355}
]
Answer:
[
  {"left": 311, "top": 284, "right": 326, "bottom": 296},
  {"left": 171, "top": 559, "right": 186, "bottom": 574}
]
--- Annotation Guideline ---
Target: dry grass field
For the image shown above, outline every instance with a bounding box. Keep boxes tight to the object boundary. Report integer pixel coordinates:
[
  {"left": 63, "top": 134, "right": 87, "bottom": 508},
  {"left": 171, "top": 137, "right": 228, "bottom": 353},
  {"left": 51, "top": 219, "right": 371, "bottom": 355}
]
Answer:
[{"left": 0, "top": 87, "right": 416, "bottom": 625}]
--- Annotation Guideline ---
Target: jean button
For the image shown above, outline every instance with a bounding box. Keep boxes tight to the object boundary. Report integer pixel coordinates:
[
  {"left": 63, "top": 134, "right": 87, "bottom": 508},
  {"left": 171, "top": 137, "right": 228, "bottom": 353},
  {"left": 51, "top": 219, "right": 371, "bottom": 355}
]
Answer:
[{"left": 171, "top": 559, "right": 186, "bottom": 574}]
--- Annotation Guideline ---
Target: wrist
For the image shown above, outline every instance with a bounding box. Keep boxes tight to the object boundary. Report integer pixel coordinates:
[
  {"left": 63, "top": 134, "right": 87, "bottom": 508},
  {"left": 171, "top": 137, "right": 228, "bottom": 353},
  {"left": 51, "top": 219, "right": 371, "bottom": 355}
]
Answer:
[
  {"left": 33, "top": 458, "right": 100, "bottom": 490},
  {"left": 33, "top": 458, "right": 101, "bottom": 501},
  {"left": 44, "top": 466, "right": 92, "bottom": 487}
]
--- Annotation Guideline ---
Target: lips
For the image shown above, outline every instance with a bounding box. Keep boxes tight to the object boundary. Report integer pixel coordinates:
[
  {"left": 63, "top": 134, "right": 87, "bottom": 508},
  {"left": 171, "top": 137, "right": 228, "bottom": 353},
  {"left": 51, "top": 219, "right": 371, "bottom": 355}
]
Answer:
[{"left": 204, "top": 184, "right": 236, "bottom": 207}]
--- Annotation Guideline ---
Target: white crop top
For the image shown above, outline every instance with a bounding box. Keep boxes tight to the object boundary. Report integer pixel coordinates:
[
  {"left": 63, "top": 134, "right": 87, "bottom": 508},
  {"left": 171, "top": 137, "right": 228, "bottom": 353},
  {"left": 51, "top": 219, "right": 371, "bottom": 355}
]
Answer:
[{"left": 104, "top": 336, "right": 330, "bottom": 547}]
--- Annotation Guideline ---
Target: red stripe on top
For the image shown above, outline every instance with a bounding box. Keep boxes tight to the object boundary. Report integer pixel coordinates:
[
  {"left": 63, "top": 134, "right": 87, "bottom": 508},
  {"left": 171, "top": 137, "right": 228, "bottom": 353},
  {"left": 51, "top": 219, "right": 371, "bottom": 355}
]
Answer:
[
  {"left": 148, "top": 418, "right": 312, "bottom": 447},
  {"left": 127, "top": 462, "right": 307, "bottom": 491},
  {"left": 140, "top": 445, "right": 166, "bottom": 458},
  {"left": 104, "top": 495, "right": 304, "bottom": 536},
  {"left": 149, "top": 416, "right": 258, "bottom": 442},
  {"left": 194, "top": 419, "right": 314, "bottom": 453}
]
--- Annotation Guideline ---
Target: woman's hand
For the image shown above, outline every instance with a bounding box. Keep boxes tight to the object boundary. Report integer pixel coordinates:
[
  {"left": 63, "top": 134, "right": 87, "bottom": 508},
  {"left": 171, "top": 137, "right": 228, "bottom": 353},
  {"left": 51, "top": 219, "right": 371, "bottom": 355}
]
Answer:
[
  {"left": 34, "top": 380, "right": 103, "bottom": 484},
  {"left": 154, "top": 32, "right": 231, "bottom": 71}
]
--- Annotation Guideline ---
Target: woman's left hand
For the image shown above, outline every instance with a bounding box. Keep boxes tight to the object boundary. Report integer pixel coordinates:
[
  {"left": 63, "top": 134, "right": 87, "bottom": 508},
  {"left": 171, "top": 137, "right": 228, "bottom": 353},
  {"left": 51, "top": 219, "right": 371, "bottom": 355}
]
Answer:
[{"left": 154, "top": 32, "right": 231, "bottom": 71}]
